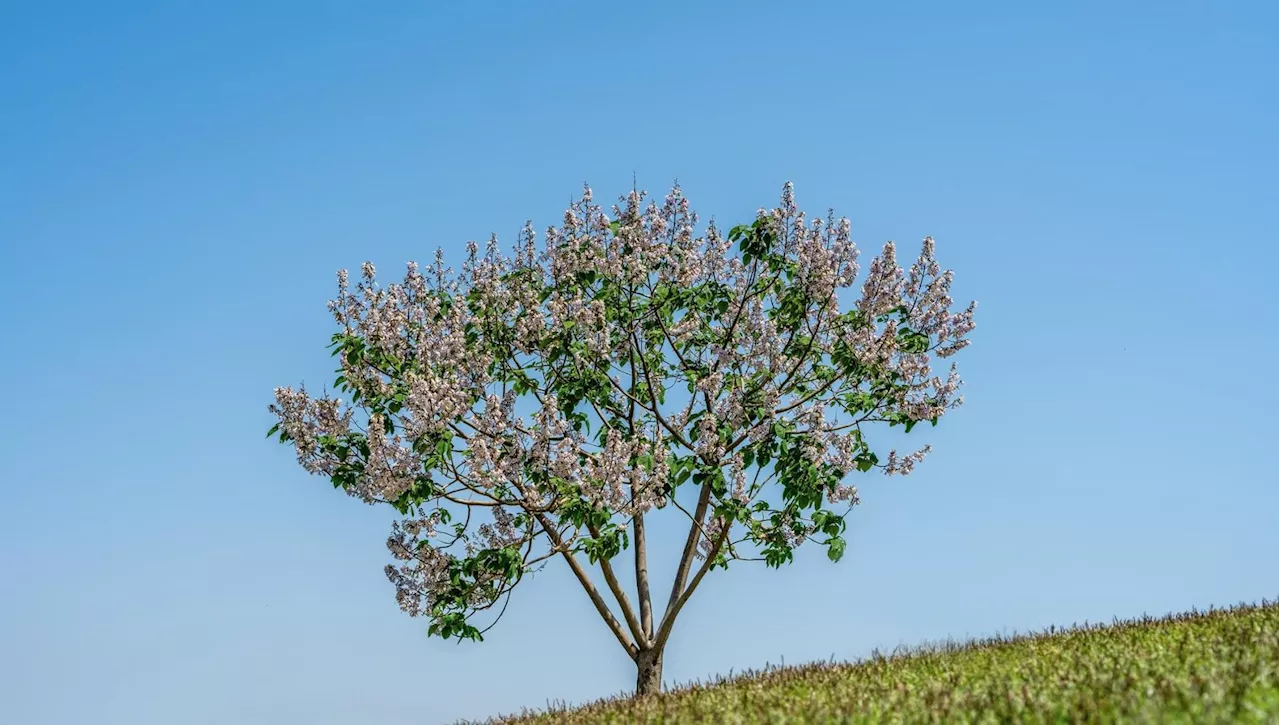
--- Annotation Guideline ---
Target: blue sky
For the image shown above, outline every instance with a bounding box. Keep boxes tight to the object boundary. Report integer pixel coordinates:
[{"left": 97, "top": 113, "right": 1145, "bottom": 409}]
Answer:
[{"left": 0, "top": 2, "right": 1275, "bottom": 723}]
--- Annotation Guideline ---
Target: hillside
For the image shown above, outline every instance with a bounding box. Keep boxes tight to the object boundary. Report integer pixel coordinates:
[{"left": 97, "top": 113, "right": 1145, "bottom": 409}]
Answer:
[{"left": 472, "top": 600, "right": 1278, "bottom": 724}]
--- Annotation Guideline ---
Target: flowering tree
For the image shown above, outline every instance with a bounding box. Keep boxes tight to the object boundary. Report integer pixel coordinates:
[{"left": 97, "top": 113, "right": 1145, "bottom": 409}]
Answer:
[{"left": 268, "top": 182, "right": 975, "bottom": 696}]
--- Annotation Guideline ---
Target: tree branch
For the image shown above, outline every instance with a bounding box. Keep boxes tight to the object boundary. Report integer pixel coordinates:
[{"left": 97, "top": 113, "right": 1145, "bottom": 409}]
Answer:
[
  {"left": 633, "top": 511, "right": 653, "bottom": 640},
  {"left": 653, "top": 520, "right": 729, "bottom": 652},
  {"left": 534, "top": 512, "right": 638, "bottom": 659},
  {"left": 664, "top": 481, "right": 712, "bottom": 619},
  {"left": 587, "top": 523, "right": 648, "bottom": 648}
]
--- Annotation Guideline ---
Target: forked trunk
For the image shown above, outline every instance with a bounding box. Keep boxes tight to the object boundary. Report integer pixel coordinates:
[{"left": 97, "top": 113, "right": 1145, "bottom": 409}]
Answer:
[{"left": 635, "top": 647, "right": 664, "bottom": 696}]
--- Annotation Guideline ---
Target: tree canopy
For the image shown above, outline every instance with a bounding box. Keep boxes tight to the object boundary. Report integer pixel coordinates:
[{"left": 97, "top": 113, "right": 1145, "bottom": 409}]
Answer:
[{"left": 268, "top": 182, "right": 975, "bottom": 693}]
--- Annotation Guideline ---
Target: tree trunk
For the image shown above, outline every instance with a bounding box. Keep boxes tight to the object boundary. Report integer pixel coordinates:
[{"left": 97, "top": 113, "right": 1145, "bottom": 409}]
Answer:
[{"left": 635, "top": 647, "right": 664, "bottom": 696}]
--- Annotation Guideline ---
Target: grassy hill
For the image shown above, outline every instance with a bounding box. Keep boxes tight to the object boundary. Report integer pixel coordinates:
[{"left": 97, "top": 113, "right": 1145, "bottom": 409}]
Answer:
[{"left": 473, "top": 600, "right": 1277, "bottom": 724}]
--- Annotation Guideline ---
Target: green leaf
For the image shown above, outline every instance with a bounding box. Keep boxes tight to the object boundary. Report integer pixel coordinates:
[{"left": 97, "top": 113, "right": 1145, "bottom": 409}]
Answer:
[{"left": 827, "top": 536, "right": 847, "bottom": 563}]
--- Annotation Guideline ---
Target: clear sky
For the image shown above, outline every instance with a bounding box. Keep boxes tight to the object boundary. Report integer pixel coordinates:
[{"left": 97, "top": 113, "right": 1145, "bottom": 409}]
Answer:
[{"left": 1, "top": 2, "right": 1275, "bottom": 724}]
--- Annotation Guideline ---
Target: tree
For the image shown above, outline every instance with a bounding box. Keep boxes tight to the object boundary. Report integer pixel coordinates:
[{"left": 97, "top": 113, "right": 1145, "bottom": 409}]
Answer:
[{"left": 267, "top": 182, "right": 976, "bottom": 696}]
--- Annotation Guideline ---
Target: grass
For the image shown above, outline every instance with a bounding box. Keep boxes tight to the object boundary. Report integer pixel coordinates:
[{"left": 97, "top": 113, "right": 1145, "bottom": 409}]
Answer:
[{"left": 470, "top": 600, "right": 1278, "bottom": 724}]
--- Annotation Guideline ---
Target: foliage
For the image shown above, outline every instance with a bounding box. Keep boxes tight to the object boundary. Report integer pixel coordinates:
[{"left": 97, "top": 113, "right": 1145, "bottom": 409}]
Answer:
[
  {"left": 470, "top": 600, "right": 1280, "bottom": 724},
  {"left": 268, "top": 181, "right": 975, "bottom": 685}
]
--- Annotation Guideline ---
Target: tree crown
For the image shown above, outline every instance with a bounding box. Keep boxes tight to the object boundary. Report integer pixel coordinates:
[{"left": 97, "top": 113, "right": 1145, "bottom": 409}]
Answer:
[{"left": 269, "top": 182, "right": 975, "bottom": 646}]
